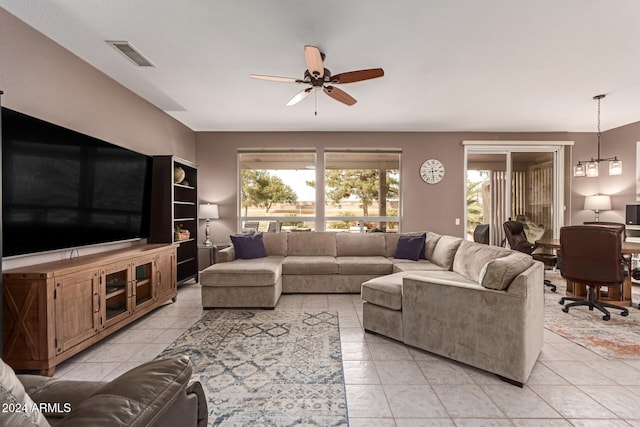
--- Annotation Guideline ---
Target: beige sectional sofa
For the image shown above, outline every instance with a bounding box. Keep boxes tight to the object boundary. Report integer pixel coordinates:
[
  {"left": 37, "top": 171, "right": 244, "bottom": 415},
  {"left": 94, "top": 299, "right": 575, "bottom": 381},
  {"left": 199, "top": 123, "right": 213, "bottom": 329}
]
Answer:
[
  {"left": 200, "top": 232, "right": 395, "bottom": 307},
  {"left": 199, "top": 230, "right": 544, "bottom": 385},
  {"left": 361, "top": 234, "right": 544, "bottom": 386}
]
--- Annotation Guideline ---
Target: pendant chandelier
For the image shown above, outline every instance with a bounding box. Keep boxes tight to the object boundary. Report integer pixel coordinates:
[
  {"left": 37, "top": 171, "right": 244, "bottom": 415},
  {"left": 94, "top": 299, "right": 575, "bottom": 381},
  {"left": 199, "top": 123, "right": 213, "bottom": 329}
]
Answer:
[{"left": 573, "top": 94, "right": 622, "bottom": 178}]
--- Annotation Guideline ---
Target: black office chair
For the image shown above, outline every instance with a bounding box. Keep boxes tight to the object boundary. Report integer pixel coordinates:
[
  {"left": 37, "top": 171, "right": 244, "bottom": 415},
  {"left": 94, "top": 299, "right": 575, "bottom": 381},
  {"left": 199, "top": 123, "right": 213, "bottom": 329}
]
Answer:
[
  {"left": 503, "top": 221, "right": 557, "bottom": 292},
  {"left": 558, "top": 225, "right": 629, "bottom": 320},
  {"left": 473, "top": 224, "right": 490, "bottom": 245}
]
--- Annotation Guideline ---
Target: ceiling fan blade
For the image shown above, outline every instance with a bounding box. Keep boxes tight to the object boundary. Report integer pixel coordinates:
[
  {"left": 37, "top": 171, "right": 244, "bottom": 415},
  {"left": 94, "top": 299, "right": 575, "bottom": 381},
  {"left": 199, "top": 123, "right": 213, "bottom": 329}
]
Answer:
[
  {"left": 304, "top": 45, "right": 324, "bottom": 78},
  {"left": 331, "top": 68, "right": 384, "bottom": 84},
  {"left": 323, "top": 86, "right": 357, "bottom": 106},
  {"left": 286, "top": 88, "right": 313, "bottom": 106},
  {"left": 250, "top": 74, "right": 302, "bottom": 83}
]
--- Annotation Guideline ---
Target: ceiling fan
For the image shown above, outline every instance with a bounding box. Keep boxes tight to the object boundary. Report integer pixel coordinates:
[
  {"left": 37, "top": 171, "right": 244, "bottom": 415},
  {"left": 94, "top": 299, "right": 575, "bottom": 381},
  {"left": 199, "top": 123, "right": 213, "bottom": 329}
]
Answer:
[{"left": 250, "top": 45, "right": 384, "bottom": 109}]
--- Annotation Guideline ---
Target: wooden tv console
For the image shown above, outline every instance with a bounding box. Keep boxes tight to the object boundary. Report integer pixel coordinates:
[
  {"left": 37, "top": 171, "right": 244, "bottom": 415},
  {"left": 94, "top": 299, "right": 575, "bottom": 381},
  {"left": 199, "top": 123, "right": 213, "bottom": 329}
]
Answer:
[{"left": 2, "top": 244, "right": 177, "bottom": 376}]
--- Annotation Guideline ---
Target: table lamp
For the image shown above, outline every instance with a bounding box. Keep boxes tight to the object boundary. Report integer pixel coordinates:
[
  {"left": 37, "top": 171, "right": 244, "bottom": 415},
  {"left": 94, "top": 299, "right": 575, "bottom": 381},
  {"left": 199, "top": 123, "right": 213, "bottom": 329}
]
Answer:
[
  {"left": 198, "top": 203, "right": 219, "bottom": 246},
  {"left": 584, "top": 195, "right": 611, "bottom": 222}
]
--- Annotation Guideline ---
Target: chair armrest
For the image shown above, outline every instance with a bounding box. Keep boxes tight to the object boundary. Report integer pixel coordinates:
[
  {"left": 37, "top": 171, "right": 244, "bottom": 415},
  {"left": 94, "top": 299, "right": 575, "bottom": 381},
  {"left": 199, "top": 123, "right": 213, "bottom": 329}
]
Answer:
[{"left": 56, "top": 356, "right": 197, "bottom": 427}]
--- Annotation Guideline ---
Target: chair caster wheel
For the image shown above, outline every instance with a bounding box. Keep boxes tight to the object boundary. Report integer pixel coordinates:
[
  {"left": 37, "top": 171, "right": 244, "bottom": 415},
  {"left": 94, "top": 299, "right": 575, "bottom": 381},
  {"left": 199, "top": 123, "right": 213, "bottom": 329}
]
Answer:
[
  {"left": 559, "top": 299, "right": 565, "bottom": 305},
  {"left": 562, "top": 307, "right": 569, "bottom": 313},
  {"left": 621, "top": 311, "right": 629, "bottom": 317},
  {"left": 603, "top": 314, "right": 610, "bottom": 321}
]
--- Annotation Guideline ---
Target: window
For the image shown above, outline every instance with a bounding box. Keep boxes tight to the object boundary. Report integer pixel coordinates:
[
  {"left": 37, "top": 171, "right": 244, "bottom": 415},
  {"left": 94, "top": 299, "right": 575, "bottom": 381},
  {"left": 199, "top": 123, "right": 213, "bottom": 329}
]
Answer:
[
  {"left": 324, "top": 149, "right": 400, "bottom": 232},
  {"left": 239, "top": 150, "right": 316, "bottom": 232},
  {"left": 238, "top": 148, "right": 401, "bottom": 232}
]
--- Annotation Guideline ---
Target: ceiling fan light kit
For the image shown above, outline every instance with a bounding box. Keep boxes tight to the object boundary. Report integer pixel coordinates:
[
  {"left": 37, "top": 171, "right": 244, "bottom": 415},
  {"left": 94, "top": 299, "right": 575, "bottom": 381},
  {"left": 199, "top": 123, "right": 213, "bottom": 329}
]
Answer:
[{"left": 251, "top": 45, "right": 384, "bottom": 113}]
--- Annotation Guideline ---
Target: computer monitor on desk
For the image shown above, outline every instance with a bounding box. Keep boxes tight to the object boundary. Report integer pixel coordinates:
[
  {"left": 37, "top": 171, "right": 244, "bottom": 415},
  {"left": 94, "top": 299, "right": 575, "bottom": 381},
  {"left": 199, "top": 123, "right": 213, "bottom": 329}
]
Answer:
[{"left": 626, "top": 205, "right": 640, "bottom": 242}]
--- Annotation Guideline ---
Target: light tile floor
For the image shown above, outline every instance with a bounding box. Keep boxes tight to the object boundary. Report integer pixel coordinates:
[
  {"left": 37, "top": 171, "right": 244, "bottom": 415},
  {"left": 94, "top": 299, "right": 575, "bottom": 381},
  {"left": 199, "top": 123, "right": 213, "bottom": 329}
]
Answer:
[{"left": 54, "top": 283, "right": 640, "bottom": 426}]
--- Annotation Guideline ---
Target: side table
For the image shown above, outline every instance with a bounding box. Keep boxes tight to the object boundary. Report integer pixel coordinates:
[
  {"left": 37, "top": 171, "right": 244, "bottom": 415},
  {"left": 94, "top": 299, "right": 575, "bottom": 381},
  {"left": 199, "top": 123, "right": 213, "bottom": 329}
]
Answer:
[{"left": 198, "top": 244, "right": 230, "bottom": 272}]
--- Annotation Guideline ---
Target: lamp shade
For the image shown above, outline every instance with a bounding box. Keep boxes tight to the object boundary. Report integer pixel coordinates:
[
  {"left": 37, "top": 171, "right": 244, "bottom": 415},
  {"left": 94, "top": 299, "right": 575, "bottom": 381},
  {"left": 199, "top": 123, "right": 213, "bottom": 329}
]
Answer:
[
  {"left": 199, "top": 203, "right": 219, "bottom": 219},
  {"left": 584, "top": 195, "right": 611, "bottom": 211}
]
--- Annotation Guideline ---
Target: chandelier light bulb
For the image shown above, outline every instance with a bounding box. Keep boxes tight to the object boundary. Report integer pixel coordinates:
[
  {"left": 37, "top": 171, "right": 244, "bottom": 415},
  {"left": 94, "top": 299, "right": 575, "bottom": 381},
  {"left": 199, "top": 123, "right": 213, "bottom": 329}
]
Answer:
[
  {"left": 609, "top": 159, "right": 622, "bottom": 176},
  {"left": 585, "top": 161, "right": 598, "bottom": 177}
]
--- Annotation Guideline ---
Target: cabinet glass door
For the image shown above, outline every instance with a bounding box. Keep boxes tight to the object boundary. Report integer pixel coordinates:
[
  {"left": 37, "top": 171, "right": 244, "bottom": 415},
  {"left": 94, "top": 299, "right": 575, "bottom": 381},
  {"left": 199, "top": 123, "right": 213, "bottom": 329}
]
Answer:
[
  {"left": 134, "top": 262, "right": 154, "bottom": 309},
  {"left": 104, "top": 266, "right": 129, "bottom": 326}
]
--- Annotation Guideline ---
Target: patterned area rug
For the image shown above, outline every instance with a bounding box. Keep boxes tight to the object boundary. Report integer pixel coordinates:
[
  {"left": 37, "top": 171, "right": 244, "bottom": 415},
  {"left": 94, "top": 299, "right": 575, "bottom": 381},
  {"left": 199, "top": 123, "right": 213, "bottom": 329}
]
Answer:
[
  {"left": 156, "top": 311, "right": 348, "bottom": 426},
  {"left": 544, "top": 272, "right": 640, "bottom": 358}
]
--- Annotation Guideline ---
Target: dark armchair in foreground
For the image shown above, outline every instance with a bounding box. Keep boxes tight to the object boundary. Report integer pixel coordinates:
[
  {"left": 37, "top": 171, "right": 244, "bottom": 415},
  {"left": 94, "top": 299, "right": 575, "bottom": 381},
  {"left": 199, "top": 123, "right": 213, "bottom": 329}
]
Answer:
[
  {"left": 558, "top": 225, "right": 630, "bottom": 321},
  {"left": 1, "top": 356, "right": 207, "bottom": 427},
  {"left": 503, "top": 220, "right": 557, "bottom": 292}
]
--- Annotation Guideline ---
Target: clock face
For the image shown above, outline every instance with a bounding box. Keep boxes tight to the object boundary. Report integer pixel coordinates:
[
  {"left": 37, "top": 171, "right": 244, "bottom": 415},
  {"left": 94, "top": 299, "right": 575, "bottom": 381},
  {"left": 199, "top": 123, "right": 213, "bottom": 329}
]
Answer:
[{"left": 420, "top": 159, "right": 445, "bottom": 184}]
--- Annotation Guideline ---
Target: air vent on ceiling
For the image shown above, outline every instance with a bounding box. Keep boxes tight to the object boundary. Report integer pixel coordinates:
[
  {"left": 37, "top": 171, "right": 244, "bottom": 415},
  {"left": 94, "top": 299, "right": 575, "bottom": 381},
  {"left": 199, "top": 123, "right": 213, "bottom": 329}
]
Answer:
[{"left": 106, "top": 41, "right": 155, "bottom": 67}]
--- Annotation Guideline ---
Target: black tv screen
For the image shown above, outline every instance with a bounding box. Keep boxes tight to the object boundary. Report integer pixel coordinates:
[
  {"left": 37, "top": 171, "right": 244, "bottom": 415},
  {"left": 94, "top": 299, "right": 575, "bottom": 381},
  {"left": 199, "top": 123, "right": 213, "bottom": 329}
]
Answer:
[{"left": 2, "top": 108, "right": 152, "bottom": 257}]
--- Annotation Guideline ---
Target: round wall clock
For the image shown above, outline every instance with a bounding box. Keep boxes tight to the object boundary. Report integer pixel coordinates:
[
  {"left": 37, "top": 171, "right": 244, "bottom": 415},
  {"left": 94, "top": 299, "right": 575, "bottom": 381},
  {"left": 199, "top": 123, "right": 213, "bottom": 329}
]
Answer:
[{"left": 419, "top": 159, "right": 445, "bottom": 184}]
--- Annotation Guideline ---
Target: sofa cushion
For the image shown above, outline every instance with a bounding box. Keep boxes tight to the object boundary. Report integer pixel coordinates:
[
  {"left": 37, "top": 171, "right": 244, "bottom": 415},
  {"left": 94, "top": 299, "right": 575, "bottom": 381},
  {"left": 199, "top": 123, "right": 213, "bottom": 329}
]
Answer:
[
  {"left": 392, "top": 259, "right": 448, "bottom": 273},
  {"left": 282, "top": 256, "right": 338, "bottom": 275},
  {"left": 424, "top": 232, "right": 442, "bottom": 260},
  {"left": 200, "top": 256, "right": 283, "bottom": 286},
  {"left": 403, "top": 270, "right": 479, "bottom": 287},
  {"left": 394, "top": 233, "right": 426, "bottom": 261},
  {"left": 479, "top": 252, "right": 534, "bottom": 290},
  {"left": 361, "top": 273, "right": 408, "bottom": 310},
  {"left": 287, "top": 232, "right": 337, "bottom": 256},
  {"left": 336, "top": 233, "right": 386, "bottom": 256},
  {"left": 337, "top": 256, "right": 393, "bottom": 275},
  {"left": 431, "top": 235, "right": 462, "bottom": 270},
  {"left": 452, "top": 240, "right": 511, "bottom": 282},
  {"left": 263, "top": 232, "right": 287, "bottom": 256},
  {"left": 230, "top": 232, "right": 268, "bottom": 259},
  {"left": 0, "top": 359, "right": 51, "bottom": 427}
]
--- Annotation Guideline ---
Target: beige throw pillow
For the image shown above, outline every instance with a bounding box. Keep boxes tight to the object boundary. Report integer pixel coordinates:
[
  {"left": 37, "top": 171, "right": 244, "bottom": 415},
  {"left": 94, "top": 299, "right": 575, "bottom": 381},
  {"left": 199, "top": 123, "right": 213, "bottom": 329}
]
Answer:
[
  {"left": 479, "top": 253, "right": 534, "bottom": 290},
  {"left": 430, "top": 235, "right": 462, "bottom": 270}
]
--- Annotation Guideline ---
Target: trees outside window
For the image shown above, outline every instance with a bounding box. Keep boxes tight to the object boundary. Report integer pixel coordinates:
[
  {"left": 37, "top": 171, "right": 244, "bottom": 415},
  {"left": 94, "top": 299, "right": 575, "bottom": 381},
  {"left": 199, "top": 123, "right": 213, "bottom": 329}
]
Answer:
[
  {"left": 324, "top": 150, "right": 400, "bottom": 232},
  {"left": 241, "top": 170, "right": 298, "bottom": 216}
]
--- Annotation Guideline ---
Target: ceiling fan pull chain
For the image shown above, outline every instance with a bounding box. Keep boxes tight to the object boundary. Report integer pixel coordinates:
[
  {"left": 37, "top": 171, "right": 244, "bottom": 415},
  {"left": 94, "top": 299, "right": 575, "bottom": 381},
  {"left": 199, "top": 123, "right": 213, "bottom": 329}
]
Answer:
[{"left": 315, "top": 90, "right": 318, "bottom": 116}]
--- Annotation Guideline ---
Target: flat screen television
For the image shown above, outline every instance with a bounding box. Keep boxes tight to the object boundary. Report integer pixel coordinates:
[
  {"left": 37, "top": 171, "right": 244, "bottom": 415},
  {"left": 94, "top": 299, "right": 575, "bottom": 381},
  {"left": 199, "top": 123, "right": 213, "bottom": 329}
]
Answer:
[{"left": 2, "top": 107, "right": 152, "bottom": 258}]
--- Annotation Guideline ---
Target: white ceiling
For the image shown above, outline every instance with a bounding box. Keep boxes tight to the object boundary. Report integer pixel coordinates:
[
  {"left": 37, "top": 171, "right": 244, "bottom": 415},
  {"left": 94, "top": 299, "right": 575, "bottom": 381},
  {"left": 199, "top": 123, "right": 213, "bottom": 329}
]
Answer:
[{"left": 3, "top": 0, "right": 640, "bottom": 132}]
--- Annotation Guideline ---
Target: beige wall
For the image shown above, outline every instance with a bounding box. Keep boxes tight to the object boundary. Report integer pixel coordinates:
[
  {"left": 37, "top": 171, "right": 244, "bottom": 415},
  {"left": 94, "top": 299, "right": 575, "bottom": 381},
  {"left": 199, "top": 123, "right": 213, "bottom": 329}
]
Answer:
[
  {"left": 0, "top": 10, "right": 196, "bottom": 268},
  {"left": 196, "top": 131, "right": 585, "bottom": 242},
  {"left": 0, "top": 9, "right": 195, "bottom": 160}
]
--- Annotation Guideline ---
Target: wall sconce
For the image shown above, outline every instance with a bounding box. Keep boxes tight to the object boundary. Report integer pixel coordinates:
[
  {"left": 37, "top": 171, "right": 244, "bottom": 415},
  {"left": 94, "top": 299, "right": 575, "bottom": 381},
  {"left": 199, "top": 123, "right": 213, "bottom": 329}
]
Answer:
[
  {"left": 198, "top": 203, "right": 219, "bottom": 246},
  {"left": 573, "top": 95, "right": 622, "bottom": 178},
  {"left": 584, "top": 194, "right": 611, "bottom": 222}
]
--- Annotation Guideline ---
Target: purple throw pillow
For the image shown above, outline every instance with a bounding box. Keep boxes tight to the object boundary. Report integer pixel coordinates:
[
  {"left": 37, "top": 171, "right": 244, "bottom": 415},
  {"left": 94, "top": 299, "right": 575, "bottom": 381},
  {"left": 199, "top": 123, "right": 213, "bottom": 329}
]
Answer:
[
  {"left": 395, "top": 233, "right": 426, "bottom": 261},
  {"left": 230, "top": 232, "right": 268, "bottom": 259}
]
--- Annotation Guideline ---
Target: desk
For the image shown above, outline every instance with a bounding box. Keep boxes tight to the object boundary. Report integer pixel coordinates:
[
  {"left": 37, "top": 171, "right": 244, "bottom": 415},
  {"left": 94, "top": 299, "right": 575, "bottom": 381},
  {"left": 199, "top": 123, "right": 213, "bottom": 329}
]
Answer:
[{"left": 536, "top": 238, "right": 640, "bottom": 307}]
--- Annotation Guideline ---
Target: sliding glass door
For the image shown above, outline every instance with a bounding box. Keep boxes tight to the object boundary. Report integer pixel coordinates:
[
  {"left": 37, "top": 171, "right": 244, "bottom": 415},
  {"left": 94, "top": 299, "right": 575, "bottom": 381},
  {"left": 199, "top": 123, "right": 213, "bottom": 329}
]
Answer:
[{"left": 464, "top": 143, "right": 563, "bottom": 247}]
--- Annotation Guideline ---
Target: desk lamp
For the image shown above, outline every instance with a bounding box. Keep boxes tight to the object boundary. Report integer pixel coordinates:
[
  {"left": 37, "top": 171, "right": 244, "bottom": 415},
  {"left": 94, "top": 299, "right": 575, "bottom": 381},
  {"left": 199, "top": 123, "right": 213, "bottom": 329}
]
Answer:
[{"left": 584, "top": 195, "right": 611, "bottom": 222}]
